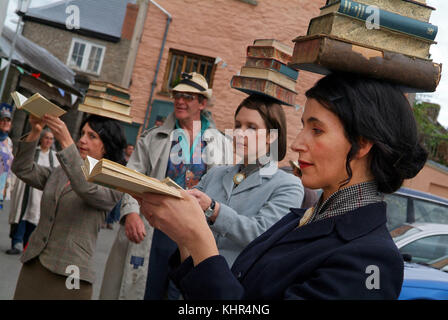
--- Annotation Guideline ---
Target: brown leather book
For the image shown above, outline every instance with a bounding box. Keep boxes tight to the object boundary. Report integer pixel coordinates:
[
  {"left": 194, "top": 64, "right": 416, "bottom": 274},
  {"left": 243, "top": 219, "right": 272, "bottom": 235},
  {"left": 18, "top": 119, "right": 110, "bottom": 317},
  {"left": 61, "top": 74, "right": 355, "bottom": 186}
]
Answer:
[{"left": 289, "top": 34, "right": 442, "bottom": 92}]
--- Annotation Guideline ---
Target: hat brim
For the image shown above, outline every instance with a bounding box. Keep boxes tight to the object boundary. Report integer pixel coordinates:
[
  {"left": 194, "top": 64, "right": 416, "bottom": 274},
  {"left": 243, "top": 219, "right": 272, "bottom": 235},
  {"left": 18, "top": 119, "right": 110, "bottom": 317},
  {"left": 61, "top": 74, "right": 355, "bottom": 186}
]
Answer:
[{"left": 172, "top": 83, "right": 212, "bottom": 99}]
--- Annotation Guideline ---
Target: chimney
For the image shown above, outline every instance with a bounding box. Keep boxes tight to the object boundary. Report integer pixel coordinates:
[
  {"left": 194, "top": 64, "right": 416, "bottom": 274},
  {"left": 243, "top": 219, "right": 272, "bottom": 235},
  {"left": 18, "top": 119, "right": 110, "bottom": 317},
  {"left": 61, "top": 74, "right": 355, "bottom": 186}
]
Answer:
[{"left": 121, "top": 3, "right": 139, "bottom": 40}]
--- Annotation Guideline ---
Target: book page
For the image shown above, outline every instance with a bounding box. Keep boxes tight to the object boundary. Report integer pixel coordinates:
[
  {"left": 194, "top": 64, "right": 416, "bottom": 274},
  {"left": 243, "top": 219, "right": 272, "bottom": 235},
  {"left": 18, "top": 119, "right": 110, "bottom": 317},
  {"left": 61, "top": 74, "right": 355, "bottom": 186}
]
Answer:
[
  {"left": 10, "top": 91, "right": 28, "bottom": 107},
  {"left": 84, "top": 156, "right": 99, "bottom": 176},
  {"left": 21, "top": 93, "right": 66, "bottom": 118}
]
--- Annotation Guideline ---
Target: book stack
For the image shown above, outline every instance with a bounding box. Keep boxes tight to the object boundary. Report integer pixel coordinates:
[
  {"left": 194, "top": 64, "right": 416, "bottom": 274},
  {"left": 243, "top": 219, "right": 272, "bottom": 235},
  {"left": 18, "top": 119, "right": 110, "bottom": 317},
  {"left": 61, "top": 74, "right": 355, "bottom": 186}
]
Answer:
[
  {"left": 79, "top": 81, "right": 133, "bottom": 123},
  {"left": 289, "top": 0, "right": 442, "bottom": 92},
  {"left": 230, "top": 39, "right": 299, "bottom": 105}
]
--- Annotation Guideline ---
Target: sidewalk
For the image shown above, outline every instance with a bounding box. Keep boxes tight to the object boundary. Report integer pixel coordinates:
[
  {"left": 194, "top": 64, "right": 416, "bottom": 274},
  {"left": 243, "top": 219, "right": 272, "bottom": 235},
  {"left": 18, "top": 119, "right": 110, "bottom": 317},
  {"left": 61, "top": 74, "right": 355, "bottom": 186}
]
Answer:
[{"left": 0, "top": 206, "right": 118, "bottom": 299}]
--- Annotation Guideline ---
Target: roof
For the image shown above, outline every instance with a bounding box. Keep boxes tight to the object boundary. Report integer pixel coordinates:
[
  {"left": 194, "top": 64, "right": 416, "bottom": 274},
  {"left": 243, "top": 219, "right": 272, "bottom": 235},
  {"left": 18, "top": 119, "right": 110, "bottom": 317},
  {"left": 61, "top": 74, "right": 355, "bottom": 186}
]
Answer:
[
  {"left": 23, "top": 0, "right": 136, "bottom": 42},
  {"left": 0, "top": 26, "right": 80, "bottom": 95},
  {"left": 396, "top": 187, "right": 448, "bottom": 205},
  {"left": 405, "top": 222, "right": 448, "bottom": 233}
]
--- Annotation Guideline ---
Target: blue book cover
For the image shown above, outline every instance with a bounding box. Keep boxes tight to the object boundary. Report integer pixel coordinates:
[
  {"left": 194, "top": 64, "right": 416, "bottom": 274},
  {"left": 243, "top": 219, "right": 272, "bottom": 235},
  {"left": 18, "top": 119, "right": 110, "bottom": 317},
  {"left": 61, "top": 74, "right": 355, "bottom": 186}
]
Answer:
[{"left": 336, "top": 0, "right": 438, "bottom": 41}]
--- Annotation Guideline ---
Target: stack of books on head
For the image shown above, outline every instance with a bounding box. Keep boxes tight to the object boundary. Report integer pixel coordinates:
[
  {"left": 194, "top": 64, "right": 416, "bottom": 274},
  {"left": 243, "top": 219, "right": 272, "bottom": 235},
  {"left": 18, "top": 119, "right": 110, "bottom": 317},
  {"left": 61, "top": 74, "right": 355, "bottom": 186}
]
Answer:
[
  {"left": 79, "top": 81, "right": 133, "bottom": 123},
  {"left": 230, "top": 39, "right": 299, "bottom": 105},
  {"left": 289, "top": 0, "right": 442, "bottom": 92}
]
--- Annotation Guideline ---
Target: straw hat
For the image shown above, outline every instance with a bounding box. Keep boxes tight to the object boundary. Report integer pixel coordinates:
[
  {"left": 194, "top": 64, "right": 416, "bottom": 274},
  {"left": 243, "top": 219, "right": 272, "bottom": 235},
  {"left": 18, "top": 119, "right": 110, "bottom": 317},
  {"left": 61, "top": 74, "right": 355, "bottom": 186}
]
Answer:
[{"left": 172, "top": 72, "right": 212, "bottom": 99}]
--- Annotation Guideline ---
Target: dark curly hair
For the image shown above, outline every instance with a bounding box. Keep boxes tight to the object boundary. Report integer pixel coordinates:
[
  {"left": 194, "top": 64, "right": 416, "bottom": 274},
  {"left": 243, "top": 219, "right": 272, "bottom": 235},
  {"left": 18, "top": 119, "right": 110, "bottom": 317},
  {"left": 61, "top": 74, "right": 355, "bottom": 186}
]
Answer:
[
  {"left": 305, "top": 73, "right": 428, "bottom": 194},
  {"left": 80, "top": 115, "right": 127, "bottom": 164}
]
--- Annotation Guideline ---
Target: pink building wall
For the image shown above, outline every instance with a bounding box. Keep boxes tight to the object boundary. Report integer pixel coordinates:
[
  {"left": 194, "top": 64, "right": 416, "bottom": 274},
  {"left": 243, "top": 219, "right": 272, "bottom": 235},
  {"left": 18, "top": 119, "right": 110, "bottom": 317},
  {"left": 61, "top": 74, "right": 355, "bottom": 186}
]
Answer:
[
  {"left": 404, "top": 162, "right": 448, "bottom": 199},
  {"left": 129, "top": 0, "right": 325, "bottom": 166}
]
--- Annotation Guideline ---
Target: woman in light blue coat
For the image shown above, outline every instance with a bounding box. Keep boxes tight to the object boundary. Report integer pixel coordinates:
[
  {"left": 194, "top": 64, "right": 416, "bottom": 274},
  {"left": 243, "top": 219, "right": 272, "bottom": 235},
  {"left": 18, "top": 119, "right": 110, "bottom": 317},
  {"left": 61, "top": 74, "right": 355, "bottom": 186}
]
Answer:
[{"left": 188, "top": 94, "right": 304, "bottom": 266}]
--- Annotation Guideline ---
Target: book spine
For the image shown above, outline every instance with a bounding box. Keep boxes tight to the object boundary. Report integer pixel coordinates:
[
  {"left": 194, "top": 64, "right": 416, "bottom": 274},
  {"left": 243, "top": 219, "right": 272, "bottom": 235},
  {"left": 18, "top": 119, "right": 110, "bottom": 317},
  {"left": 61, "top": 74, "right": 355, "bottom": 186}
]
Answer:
[
  {"left": 231, "top": 76, "right": 296, "bottom": 105},
  {"left": 246, "top": 46, "right": 292, "bottom": 65},
  {"left": 245, "top": 58, "right": 299, "bottom": 80},
  {"left": 338, "top": 0, "right": 437, "bottom": 40}
]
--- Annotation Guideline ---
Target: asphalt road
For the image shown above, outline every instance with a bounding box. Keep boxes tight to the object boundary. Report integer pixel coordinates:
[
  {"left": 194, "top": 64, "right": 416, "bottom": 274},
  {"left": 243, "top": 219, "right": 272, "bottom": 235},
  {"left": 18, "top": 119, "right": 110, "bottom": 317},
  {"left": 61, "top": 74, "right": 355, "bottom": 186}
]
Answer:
[{"left": 0, "top": 204, "right": 119, "bottom": 300}]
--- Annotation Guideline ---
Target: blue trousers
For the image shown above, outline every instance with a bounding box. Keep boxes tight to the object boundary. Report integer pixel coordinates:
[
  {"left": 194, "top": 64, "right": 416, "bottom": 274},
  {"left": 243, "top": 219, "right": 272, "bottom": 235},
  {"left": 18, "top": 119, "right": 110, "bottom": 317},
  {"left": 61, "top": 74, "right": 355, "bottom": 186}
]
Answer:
[
  {"left": 144, "top": 229, "right": 181, "bottom": 300},
  {"left": 11, "top": 220, "right": 36, "bottom": 248}
]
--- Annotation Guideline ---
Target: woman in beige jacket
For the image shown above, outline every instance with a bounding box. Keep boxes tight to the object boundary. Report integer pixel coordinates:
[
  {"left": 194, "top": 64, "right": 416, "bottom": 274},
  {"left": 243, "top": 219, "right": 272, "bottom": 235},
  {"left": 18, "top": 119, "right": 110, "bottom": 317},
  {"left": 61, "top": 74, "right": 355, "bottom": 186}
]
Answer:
[{"left": 12, "top": 114, "right": 126, "bottom": 300}]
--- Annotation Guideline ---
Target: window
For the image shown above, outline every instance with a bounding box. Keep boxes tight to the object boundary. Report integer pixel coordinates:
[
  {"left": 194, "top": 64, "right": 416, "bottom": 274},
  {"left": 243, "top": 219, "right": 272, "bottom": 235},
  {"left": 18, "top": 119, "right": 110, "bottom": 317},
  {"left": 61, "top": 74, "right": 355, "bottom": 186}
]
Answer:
[
  {"left": 162, "top": 49, "right": 216, "bottom": 93},
  {"left": 67, "top": 38, "right": 106, "bottom": 75},
  {"left": 384, "top": 194, "right": 408, "bottom": 231},
  {"left": 400, "top": 235, "right": 448, "bottom": 264},
  {"left": 414, "top": 199, "right": 448, "bottom": 224}
]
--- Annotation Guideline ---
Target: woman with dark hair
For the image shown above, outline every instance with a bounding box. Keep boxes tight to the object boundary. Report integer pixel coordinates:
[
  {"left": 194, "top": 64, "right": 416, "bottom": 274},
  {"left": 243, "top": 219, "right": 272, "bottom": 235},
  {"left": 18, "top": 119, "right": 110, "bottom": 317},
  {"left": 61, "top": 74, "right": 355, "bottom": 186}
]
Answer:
[
  {"left": 137, "top": 73, "right": 427, "bottom": 300},
  {"left": 145, "top": 94, "right": 304, "bottom": 299},
  {"left": 12, "top": 113, "right": 126, "bottom": 299}
]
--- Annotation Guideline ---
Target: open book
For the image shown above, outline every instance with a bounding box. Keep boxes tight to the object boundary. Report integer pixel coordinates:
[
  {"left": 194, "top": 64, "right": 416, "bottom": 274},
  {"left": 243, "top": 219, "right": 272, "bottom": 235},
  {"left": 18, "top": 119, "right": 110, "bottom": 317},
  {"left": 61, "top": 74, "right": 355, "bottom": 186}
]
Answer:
[
  {"left": 82, "top": 156, "right": 183, "bottom": 198},
  {"left": 11, "top": 91, "right": 66, "bottom": 118}
]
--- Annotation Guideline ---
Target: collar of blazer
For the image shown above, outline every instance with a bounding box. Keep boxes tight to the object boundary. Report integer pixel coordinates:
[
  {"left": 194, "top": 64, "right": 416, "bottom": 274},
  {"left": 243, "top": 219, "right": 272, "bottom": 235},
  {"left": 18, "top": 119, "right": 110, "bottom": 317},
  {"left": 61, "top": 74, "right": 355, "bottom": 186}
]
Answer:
[{"left": 290, "top": 201, "right": 387, "bottom": 242}]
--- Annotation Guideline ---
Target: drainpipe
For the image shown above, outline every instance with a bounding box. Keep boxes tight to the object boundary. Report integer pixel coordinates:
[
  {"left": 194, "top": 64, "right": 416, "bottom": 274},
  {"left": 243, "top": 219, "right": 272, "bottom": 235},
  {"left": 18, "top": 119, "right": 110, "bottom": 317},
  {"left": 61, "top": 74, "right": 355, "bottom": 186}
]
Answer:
[{"left": 142, "top": 0, "right": 172, "bottom": 131}]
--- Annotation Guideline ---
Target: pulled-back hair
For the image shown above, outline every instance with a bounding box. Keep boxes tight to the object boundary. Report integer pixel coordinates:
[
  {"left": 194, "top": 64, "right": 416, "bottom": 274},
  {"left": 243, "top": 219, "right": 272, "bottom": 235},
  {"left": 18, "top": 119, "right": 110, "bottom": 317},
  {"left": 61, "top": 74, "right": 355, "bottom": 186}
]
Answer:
[
  {"left": 306, "top": 73, "right": 428, "bottom": 194},
  {"left": 235, "top": 94, "right": 288, "bottom": 162},
  {"left": 80, "top": 115, "right": 127, "bottom": 164}
]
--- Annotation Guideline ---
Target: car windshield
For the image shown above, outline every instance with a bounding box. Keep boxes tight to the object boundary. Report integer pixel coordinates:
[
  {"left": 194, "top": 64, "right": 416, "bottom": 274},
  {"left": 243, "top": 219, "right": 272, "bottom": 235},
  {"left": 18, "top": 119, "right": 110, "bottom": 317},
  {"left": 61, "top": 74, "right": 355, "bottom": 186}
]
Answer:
[{"left": 390, "top": 224, "right": 420, "bottom": 242}]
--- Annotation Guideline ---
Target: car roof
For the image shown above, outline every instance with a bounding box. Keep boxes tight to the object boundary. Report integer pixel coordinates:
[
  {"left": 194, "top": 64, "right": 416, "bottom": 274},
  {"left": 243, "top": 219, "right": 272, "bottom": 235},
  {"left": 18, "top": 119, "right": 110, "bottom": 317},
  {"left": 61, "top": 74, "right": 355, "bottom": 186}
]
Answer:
[{"left": 395, "top": 187, "right": 448, "bottom": 206}]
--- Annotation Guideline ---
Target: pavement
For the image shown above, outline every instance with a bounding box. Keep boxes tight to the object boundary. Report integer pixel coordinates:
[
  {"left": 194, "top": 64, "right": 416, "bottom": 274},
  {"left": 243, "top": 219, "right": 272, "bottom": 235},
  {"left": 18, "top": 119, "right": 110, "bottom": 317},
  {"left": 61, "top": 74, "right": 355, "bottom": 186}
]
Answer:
[{"left": 0, "top": 204, "right": 119, "bottom": 300}]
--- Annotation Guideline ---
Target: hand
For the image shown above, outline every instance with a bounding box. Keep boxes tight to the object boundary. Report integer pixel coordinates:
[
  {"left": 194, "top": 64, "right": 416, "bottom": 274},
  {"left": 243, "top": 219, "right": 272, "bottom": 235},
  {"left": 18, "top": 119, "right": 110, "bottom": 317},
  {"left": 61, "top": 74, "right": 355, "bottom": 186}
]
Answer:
[
  {"left": 25, "top": 115, "right": 45, "bottom": 142},
  {"left": 42, "top": 114, "right": 74, "bottom": 149},
  {"left": 186, "top": 189, "right": 211, "bottom": 211},
  {"left": 125, "top": 212, "right": 146, "bottom": 244},
  {"left": 139, "top": 190, "right": 218, "bottom": 266}
]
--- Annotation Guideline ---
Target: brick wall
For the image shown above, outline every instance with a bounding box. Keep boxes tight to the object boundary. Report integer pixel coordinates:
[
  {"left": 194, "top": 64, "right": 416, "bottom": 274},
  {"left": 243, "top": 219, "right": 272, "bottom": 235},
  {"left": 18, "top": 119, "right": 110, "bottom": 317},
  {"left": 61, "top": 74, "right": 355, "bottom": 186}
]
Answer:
[{"left": 130, "top": 0, "right": 326, "bottom": 166}]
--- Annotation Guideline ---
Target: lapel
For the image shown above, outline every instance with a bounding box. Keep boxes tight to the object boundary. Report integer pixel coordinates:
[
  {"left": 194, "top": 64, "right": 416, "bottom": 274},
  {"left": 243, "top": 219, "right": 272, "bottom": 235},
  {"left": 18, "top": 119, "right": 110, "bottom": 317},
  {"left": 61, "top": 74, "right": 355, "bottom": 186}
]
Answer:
[
  {"left": 222, "top": 166, "right": 238, "bottom": 201},
  {"left": 234, "top": 202, "right": 387, "bottom": 278},
  {"left": 53, "top": 168, "right": 70, "bottom": 201},
  {"left": 148, "top": 113, "right": 176, "bottom": 173},
  {"left": 232, "top": 170, "right": 263, "bottom": 196}
]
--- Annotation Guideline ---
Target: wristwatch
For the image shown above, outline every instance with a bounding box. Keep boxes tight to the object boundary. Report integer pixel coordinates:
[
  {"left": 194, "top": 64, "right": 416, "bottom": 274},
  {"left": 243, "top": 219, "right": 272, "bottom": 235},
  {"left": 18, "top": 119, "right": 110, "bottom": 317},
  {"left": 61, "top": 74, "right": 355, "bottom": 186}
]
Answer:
[{"left": 204, "top": 199, "right": 216, "bottom": 219}]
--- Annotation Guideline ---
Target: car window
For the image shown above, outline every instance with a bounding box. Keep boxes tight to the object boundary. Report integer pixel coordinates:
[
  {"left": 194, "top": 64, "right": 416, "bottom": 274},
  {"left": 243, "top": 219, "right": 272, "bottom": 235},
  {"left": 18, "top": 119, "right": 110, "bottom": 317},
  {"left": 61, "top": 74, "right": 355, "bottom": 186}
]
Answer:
[
  {"left": 414, "top": 199, "right": 448, "bottom": 224},
  {"left": 384, "top": 194, "right": 408, "bottom": 230},
  {"left": 400, "top": 235, "right": 448, "bottom": 264}
]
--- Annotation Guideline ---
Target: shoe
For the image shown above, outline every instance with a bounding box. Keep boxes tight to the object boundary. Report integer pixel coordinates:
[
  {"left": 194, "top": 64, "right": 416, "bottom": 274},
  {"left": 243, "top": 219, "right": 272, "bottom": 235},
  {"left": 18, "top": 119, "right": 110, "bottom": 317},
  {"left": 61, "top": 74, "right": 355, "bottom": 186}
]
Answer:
[{"left": 6, "top": 247, "right": 21, "bottom": 255}]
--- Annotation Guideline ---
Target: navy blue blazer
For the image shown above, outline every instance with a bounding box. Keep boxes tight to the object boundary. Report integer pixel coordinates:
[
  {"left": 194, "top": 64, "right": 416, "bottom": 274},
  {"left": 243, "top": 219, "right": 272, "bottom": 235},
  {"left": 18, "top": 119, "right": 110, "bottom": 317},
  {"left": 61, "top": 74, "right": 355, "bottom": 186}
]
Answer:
[{"left": 169, "top": 202, "right": 404, "bottom": 300}]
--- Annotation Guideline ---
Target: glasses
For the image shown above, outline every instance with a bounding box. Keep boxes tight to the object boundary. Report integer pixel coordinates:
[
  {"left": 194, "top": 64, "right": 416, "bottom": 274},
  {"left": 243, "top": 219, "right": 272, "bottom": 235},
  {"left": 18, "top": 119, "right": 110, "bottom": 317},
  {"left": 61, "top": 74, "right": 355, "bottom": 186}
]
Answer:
[
  {"left": 0, "top": 118, "right": 11, "bottom": 122},
  {"left": 172, "top": 92, "right": 197, "bottom": 102}
]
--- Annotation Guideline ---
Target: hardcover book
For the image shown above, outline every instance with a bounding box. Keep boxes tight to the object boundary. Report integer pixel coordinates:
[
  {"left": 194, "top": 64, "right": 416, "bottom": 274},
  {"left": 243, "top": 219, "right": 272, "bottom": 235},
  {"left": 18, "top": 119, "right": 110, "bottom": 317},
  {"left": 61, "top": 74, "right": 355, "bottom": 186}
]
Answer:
[
  {"left": 88, "top": 81, "right": 130, "bottom": 100},
  {"left": 231, "top": 75, "right": 297, "bottom": 106},
  {"left": 240, "top": 66, "right": 297, "bottom": 91},
  {"left": 82, "top": 156, "right": 183, "bottom": 198},
  {"left": 322, "top": 0, "right": 434, "bottom": 22},
  {"left": 245, "top": 57, "right": 299, "bottom": 80},
  {"left": 83, "top": 96, "right": 131, "bottom": 116},
  {"left": 319, "top": 0, "right": 437, "bottom": 39},
  {"left": 78, "top": 104, "right": 133, "bottom": 123},
  {"left": 252, "top": 39, "right": 294, "bottom": 56},
  {"left": 86, "top": 90, "right": 131, "bottom": 106},
  {"left": 11, "top": 91, "right": 66, "bottom": 118},
  {"left": 307, "top": 12, "right": 434, "bottom": 59},
  {"left": 246, "top": 46, "right": 292, "bottom": 65},
  {"left": 289, "top": 34, "right": 442, "bottom": 92}
]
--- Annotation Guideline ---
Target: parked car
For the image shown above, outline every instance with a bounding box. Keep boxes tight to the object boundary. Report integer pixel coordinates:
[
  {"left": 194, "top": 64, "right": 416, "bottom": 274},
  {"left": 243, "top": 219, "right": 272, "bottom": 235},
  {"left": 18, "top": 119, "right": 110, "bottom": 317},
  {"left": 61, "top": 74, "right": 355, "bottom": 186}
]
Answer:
[
  {"left": 399, "top": 261, "right": 448, "bottom": 300},
  {"left": 391, "top": 222, "right": 448, "bottom": 271},
  {"left": 392, "top": 222, "right": 448, "bottom": 300},
  {"left": 385, "top": 187, "right": 448, "bottom": 231}
]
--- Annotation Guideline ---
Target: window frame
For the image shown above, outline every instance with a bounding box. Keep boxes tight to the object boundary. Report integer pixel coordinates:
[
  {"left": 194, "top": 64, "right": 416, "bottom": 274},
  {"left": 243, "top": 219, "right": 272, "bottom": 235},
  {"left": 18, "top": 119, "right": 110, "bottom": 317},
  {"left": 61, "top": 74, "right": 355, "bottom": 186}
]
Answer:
[
  {"left": 161, "top": 49, "right": 216, "bottom": 94},
  {"left": 66, "top": 37, "right": 106, "bottom": 75}
]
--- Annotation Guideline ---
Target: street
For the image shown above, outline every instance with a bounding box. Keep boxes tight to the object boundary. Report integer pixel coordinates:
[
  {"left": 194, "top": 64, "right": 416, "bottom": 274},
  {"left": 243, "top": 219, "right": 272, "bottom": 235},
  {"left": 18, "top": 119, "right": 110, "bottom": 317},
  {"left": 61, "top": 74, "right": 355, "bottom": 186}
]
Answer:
[{"left": 0, "top": 205, "right": 118, "bottom": 300}]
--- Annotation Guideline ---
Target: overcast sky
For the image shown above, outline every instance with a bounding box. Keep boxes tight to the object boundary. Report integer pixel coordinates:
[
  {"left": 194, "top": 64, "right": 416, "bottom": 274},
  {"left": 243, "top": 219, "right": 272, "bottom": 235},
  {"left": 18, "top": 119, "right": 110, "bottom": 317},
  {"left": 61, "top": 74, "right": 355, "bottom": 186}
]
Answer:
[{"left": 5, "top": 0, "right": 448, "bottom": 128}]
